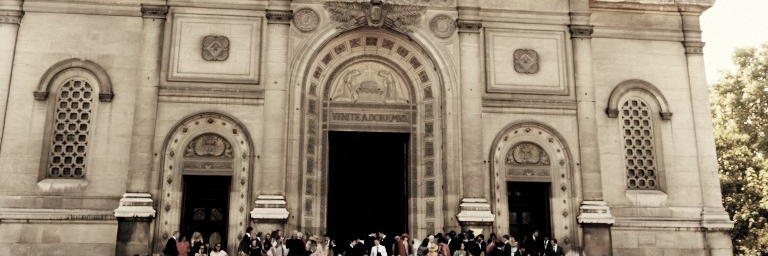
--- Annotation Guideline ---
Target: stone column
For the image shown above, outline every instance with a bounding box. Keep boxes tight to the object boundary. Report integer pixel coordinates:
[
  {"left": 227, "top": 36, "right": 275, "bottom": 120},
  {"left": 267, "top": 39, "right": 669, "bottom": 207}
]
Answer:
[
  {"left": 569, "top": 9, "right": 615, "bottom": 256},
  {"left": 114, "top": 5, "right": 167, "bottom": 256},
  {"left": 249, "top": 6, "right": 291, "bottom": 230},
  {"left": 0, "top": 5, "right": 22, "bottom": 149},
  {"left": 454, "top": 2, "right": 494, "bottom": 233},
  {"left": 680, "top": 6, "right": 733, "bottom": 256}
]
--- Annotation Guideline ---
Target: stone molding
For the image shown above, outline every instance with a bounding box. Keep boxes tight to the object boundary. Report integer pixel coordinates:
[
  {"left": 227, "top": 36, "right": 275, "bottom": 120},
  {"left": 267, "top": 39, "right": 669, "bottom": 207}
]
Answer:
[
  {"left": 0, "top": 10, "right": 23, "bottom": 24},
  {"left": 684, "top": 41, "right": 705, "bottom": 55},
  {"left": 569, "top": 24, "right": 593, "bottom": 39},
  {"left": 456, "top": 198, "right": 494, "bottom": 223},
  {"left": 140, "top": 4, "right": 168, "bottom": 19},
  {"left": 0, "top": 207, "right": 115, "bottom": 221},
  {"left": 266, "top": 9, "right": 293, "bottom": 24},
  {"left": 456, "top": 19, "right": 482, "bottom": 33},
  {"left": 114, "top": 193, "right": 156, "bottom": 218},
  {"left": 577, "top": 201, "right": 615, "bottom": 225},
  {"left": 606, "top": 79, "right": 673, "bottom": 120},
  {"left": 701, "top": 207, "right": 734, "bottom": 231},
  {"left": 35, "top": 58, "right": 114, "bottom": 102},
  {"left": 250, "top": 195, "right": 290, "bottom": 221}
]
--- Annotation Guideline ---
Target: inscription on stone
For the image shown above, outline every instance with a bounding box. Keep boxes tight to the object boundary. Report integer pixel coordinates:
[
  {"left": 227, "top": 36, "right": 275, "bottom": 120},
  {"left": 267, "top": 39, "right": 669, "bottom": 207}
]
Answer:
[{"left": 331, "top": 112, "right": 410, "bottom": 123}]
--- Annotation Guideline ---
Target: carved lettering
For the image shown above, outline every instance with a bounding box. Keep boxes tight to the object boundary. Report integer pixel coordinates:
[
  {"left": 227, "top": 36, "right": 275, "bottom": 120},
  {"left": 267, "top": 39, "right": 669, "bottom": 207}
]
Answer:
[{"left": 331, "top": 112, "right": 410, "bottom": 123}]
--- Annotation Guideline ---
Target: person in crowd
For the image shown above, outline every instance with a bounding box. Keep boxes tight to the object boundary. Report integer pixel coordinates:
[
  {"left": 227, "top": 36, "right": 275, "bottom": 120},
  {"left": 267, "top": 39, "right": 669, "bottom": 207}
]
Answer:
[
  {"left": 273, "top": 235, "right": 287, "bottom": 256},
  {"left": 512, "top": 247, "right": 530, "bottom": 256},
  {"left": 344, "top": 238, "right": 362, "bottom": 256},
  {"left": 251, "top": 237, "right": 264, "bottom": 256},
  {"left": 397, "top": 233, "right": 411, "bottom": 256},
  {"left": 371, "top": 238, "right": 388, "bottom": 256},
  {"left": 546, "top": 239, "right": 563, "bottom": 256},
  {"left": 194, "top": 245, "right": 209, "bottom": 256},
  {"left": 541, "top": 236, "right": 550, "bottom": 256},
  {"left": 240, "top": 227, "right": 254, "bottom": 256},
  {"left": 331, "top": 239, "right": 344, "bottom": 256},
  {"left": 464, "top": 234, "right": 480, "bottom": 256},
  {"left": 287, "top": 231, "right": 307, "bottom": 256},
  {"left": 192, "top": 232, "right": 205, "bottom": 256},
  {"left": 165, "top": 231, "right": 181, "bottom": 256},
  {"left": 448, "top": 232, "right": 460, "bottom": 256},
  {"left": 523, "top": 231, "right": 541, "bottom": 256},
  {"left": 437, "top": 237, "right": 450, "bottom": 256},
  {"left": 475, "top": 234, "right": 486, "bottom": 255},
  {"left": 178, "top": 236, "right": 191, "bottom": 256},
  {"left": 305, "top": 236, "right": 318, "bottom": 256},
  {"left": 489, "top": 237, "right": 505, "bottom": 256},
  {"left": 210, "top": 243, "right": 229, "bottom": 256},
  {"left": 451, "top": 242, "right": 466, "bottom": 256},
  {"left": 417, "top": 238, "right": 429, "bottom": 256},
  {"left": 508, "top": 236, "right": 518, "bottom": 256},
  {"left": 427, "top": 235, "right": 439, "bottom": 256},
  {"left": 378, "top": 232, "right": 396, "bottom": 256}
]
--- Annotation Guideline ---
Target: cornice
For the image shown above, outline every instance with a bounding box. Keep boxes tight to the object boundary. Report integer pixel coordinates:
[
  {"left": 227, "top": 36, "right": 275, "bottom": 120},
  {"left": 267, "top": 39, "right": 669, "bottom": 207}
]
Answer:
[
  {"left": 569, "top": 24, "right": 594, "bottom": 39},
  {"left": 0, "top": 10, "right": 23, "bottom": 24},
  {"left": 590, "top": 0, "right": 713, "bottom": 13}
]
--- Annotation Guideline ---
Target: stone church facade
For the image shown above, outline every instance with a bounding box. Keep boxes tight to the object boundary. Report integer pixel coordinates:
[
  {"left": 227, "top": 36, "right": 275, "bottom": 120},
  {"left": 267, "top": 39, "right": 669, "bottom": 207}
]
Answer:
[{"left": 0, "top": 0, "right": 734, "bottom": 255}]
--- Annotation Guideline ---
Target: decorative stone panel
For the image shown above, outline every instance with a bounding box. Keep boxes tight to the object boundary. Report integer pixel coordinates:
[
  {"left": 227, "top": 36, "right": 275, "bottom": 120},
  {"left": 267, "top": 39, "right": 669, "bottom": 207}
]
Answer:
[
  {"left": 485, "top": 29, "right": 568, "bottom": 95},
  {"left": 168, "top": 13, "right": 261, "bottom": 84}
]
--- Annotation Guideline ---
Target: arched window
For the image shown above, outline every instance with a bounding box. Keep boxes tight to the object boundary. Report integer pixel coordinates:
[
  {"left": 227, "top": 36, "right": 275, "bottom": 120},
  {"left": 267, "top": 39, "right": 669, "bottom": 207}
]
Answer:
[
  {"left": 36, "top": 59, "right": 112, "bottom": 180},
  {"left": 620, "top": 98, "right": 658, "bottom": 189},
  {"left": 46, "top": 79, "right": 94, "bottom": 178}
]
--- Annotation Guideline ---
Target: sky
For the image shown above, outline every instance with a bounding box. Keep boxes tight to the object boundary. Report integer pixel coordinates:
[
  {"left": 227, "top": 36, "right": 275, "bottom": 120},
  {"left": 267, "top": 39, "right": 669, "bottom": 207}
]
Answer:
[{"left": 701, "top": 0, "right": 768, "bottom": 84}]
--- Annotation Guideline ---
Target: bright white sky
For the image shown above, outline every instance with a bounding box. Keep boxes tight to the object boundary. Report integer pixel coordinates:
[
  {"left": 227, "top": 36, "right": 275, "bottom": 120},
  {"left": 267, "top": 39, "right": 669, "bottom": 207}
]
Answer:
[{"left": 701, "top": 0, "right": 768, "bottom": 84}]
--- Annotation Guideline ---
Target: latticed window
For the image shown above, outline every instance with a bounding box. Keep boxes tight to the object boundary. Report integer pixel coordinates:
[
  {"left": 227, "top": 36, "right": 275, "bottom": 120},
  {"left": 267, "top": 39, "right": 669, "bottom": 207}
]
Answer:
[
  {"left": 47, "top": 79, "right": 93, "bottom": 178},
  {"left": 621, "top": 98, "right": 658, "bottom": 189}
]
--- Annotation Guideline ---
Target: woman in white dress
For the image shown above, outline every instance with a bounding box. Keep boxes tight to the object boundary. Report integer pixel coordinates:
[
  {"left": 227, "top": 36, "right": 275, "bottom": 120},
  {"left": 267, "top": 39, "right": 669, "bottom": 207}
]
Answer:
[{"left": 210, "top": 243, "right": 228, "bottom": 256}]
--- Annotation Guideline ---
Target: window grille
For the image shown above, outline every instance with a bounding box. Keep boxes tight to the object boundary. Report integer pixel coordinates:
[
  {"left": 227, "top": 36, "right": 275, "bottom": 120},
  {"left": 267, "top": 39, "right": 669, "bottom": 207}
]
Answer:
[
  {"left": 47, "top": 79, "right": 93, "bottom": 178},
  {"left": 621, "top": 99, "right": 658, "bottom": 189}
]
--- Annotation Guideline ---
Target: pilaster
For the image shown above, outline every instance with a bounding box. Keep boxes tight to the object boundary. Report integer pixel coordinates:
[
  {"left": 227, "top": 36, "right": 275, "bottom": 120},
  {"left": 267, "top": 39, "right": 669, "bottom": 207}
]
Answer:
[
  {"left": 679, "top": 6, "right": 733, "bottom": 255},
  {"left": 0, "top": 5, "right": 22, "bottom": 155},
  {"left": 570, "top": 7, "right": 615, "bottom": 255},
  {"left": 455, "top": 4, "right": 493, "bottom": 230},
  {"left": 252, "top": 6, "right": 292, "bottom": 223},
  {"left": 115, "top": 4, "right": 167, "bottom": 256}
]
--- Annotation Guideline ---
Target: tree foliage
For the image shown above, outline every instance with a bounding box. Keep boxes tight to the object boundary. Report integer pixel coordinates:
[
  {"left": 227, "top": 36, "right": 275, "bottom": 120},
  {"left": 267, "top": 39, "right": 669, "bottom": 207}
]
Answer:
[{"left": 711, "top": 43, "right": 768, "bottom": 256}]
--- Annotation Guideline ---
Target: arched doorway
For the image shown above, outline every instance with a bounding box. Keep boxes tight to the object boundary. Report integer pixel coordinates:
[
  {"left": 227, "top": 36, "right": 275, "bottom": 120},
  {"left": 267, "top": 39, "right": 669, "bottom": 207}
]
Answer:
[
  {"left": 489, "top": 122, "right": 581, "bottom": 249},
  {"left": 298, "top": 29, "right": 446, "bottom": 238},
  {"left": 155, "top": 113, "right": 254, "bottom": 254}
]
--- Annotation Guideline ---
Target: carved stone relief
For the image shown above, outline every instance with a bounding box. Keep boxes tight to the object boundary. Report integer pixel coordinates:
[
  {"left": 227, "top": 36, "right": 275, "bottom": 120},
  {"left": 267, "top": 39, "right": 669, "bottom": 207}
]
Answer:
[
  {"left": 329, "top": 62, "right": 410, "bottom": 104},
  {"left": 202, "top": 36, "right": 230, "bottom": 61},
  {"left": 294, "top": 8, "right": 319, "bottom": 32},
  {"left": 429, "top": 14, "right": 455, "bottom": 38},
  {"left": 506, "top": 142, "right": 549, "bottom": 165},
  {"left": 184, "top": 134, "right": 234, "bottom": 158},
  {"left": 513, "top": 49, "right": 539, "bottom": 74},
  {"left": 324, "top": 0, "right": 426, "bottom": 33}
]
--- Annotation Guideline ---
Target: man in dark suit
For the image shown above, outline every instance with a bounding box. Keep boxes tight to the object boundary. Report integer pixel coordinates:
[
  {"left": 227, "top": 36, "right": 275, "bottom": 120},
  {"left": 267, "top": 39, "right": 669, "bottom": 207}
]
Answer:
[
  {"left": 448, "top": 232, "right": 461, "bottom": 256},
  {"left": 523, "top": 230, "right": 542, "bottom": 256},
  {"left": 240, "top": 227, "right": 254, "bottom": 255},
  {"left": 164, "top": 231, "right": 180, "bottom": 256},
  {"left": 378, "top": 232, "right": 396, "bottom": 256},
  {"left": 547, "top": 239, "right": 564, "bottom": 256},
  {"left": 502, "top": 235, "right": 512, "bottom": 256},
  {"left": 465, "top": 234, "right": 481, "bottom": 256},
  {"left": 287, "top": 231, "right": 306, "bottom": 256}
]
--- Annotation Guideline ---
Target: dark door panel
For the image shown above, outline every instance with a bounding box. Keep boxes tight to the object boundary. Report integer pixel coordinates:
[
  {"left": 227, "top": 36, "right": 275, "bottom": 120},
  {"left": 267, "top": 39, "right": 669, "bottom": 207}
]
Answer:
[{"left": 181, "top": 175, "right": 231, "bottom": 247}]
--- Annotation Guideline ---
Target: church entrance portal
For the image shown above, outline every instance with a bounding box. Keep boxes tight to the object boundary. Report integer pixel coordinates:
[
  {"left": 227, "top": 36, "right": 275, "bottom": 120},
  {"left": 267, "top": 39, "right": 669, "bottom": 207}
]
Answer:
[
  {"left": 181, "top": 175, "right": 231, "bottom": 247},
  {"left": 327, "top": 131, "right": 409, "bottom": 241},
  {"left": 507, "top": 182, "right": 551, "bottom": 238}
]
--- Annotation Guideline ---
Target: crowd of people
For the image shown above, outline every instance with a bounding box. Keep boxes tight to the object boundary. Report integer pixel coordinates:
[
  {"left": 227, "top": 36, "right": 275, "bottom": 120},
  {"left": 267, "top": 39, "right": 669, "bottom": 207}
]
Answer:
[{"left": 162, "top": 228, "right": 565, "bottom": 256}]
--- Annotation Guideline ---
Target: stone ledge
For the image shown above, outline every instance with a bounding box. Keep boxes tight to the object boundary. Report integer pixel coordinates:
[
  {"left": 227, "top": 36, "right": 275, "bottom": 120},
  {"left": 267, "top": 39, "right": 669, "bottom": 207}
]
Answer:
[
  {"left": 37, "top": 178, "right": 88, "bottom": 192},
  {"left": 625, "top": 189, "right": 668, "bottom": 207},
  {"left": 0, "top": 207, "right": 116, "bottom": 221}
]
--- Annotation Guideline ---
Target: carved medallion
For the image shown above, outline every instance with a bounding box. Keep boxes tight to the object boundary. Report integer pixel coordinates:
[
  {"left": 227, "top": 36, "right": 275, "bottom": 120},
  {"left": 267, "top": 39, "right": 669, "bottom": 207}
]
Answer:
[
  {"left": 513, "top": 49, "right": 539, "bottom": 74},
  {"left": 506, "top": 142, "right": 549, "bottom": 165},
  {"left": 429, "top": 14, "right": 455, "bottom": 38},
  {"left": 202, "top": 36, "right": 230, "bottom": 61},
  {"left": 185, "top": 134, "right": 233, "bottom": 158},
  {"left": 294, "top": 8, "right": 319, "bottom": 32},
  {"left": 324, "top": 0, "right": 426, "bottom": 33}
]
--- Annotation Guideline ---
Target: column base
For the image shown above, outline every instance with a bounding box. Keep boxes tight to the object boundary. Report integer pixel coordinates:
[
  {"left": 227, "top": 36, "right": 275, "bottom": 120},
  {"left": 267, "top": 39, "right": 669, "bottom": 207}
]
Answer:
[
  {"left": 578, "top": 201, "right": 614, "bottom": 256},
  {"left": 115, "top": 217, "right": 153, "bottom": 256},
  {"left": 114, "top": 193, "right": 156, "bottom": 218},
  {"left": 456, "top": 198, "right": 494, "bottom": 235},
  {"left": 250, "top": 195, "right": 290, "bottom": 232}
]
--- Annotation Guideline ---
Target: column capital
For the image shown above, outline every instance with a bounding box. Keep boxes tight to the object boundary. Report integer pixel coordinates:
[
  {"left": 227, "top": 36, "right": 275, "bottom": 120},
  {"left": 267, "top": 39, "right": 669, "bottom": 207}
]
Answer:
[
  {"left": 456, "top": 19, "right": 482, "bottom": 33},
  {"left": 684, "top": 41, "right": 705, "bottom": 55},
  {"left": 140, "top": 4, "right": 168, "bottom": 19},
  {"left": 266, "top": 9, "right": 293, "bottom": 24},
  {"left": 569, "top": 24, "right": 594, "bottom": 39},
  {"left": 0, "top": 10, "right": 23, "bottom": 25}
]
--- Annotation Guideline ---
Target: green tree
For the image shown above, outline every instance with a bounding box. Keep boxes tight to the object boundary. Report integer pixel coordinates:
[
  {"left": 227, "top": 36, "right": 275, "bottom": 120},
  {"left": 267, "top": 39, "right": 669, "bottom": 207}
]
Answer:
[{"left": 711, "top": 43, "right": 768, "bottom": 256}]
